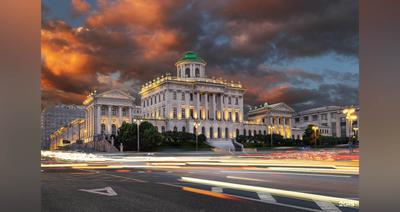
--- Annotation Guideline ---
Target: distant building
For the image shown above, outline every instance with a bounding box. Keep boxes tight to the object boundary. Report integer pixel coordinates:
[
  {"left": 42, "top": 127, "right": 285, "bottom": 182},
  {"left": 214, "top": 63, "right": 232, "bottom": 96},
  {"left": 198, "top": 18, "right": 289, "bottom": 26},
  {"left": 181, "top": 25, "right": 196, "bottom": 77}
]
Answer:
[
  {"left": 247, "top": 102, "right": 295, "bottom": 139},
  {"left": 292, "top": 105, "right": 360, "bottom": 139},
  {"left": 41, "top": 104, "right": 85, "bottom": 149}
]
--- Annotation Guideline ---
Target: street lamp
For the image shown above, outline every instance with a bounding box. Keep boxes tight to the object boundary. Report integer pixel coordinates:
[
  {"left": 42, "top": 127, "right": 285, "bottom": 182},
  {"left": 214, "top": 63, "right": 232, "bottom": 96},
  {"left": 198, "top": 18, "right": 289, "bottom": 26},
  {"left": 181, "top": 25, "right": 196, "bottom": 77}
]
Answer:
[
  {"left": 193, "top": 121, "right": 201, "bottom": 151},
  {"left": 133, "top": 119, "right": 143, "bottom": 152},
  {"left": 268, "top": 125, "right": 274, "bottom": 147},
  {"left": 312, "top": 125, "right": 319, "bottom": 147},
  {"left": 343, "top": 108, "right": 357, "bottom": 152}
]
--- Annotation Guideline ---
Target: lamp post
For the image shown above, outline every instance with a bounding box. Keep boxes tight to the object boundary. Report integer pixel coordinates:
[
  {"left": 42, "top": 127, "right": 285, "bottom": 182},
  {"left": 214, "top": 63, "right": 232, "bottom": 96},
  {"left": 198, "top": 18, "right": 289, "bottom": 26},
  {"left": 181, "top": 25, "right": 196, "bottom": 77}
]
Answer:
[
  {"left": 353, "top": 127, "right": 359, "bottom": 141},
  {"left": 312, "top": 125, "right": 319, "bottom": 148},
  {"left": 133, "top": 119, "right": 143, "bottom": 152},
  {"left": 343, "top": 108, "right": 357, "bottom": 153},
  {"left": 268, "top": 125, "right": 274, "bottom": 147},
  {"left": 194, "top": 121, "right": 201, "bottom": 151}
]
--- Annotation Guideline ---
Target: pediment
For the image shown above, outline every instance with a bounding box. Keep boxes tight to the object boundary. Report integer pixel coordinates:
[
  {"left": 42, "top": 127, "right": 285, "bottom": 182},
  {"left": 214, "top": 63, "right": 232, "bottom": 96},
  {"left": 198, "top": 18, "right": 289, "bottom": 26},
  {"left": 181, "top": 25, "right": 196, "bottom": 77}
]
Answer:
[
  {"left": 270, "top": 103, "right": 295, "bottom": 113},
  {"left": 97, "top": 89, "right": 135, "bottom": 101}
]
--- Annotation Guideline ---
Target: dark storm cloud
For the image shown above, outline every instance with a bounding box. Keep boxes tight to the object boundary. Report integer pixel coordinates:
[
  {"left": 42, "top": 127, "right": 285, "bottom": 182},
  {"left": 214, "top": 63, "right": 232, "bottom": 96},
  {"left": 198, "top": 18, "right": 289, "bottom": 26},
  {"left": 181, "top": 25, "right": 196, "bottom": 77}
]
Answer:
[{"left": 41, "top": 0, "right": 358, "bottom": 109}]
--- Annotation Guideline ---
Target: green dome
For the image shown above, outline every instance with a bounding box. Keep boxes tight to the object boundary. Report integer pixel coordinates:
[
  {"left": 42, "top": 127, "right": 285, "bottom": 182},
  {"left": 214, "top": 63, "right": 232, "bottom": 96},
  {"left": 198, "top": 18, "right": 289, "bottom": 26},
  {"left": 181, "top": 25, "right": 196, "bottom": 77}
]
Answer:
[{"left": 176, "top": 51, "right": 206, "bottom": 64}]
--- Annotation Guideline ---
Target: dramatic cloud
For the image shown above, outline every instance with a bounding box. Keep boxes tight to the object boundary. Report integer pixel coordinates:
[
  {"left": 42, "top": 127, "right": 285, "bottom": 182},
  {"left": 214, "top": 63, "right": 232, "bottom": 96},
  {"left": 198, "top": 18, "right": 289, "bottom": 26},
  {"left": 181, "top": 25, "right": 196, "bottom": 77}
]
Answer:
[
  {"left": 71, "top": 0, "right": 91, "bottom": 17},
  {"left": 41, "top": 0, "right": 359, "bottom": 111}
]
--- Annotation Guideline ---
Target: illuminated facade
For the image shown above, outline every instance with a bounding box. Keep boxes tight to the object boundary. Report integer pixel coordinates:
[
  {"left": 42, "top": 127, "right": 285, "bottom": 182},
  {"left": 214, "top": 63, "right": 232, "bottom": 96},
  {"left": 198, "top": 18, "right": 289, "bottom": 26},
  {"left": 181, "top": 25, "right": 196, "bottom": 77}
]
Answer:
[
  {"left": 247, "top": 102, "right": 295, "bottom": 139},
  {"left": 140, "top": 51, "right": 268, "bottom": 140},
  {"left": 292, "top": 105, "right": 360, "bottom": 139},
  {"left": 83, "top": 89, "right": 141, "bottom": 142}
]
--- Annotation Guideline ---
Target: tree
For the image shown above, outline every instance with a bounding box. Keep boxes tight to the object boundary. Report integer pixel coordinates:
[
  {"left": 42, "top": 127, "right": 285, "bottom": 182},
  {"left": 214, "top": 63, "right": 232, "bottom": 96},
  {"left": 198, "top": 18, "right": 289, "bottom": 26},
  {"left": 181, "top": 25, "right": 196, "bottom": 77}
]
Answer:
[
  {"left": 115, "top": 121, "right": 163, "bottom": 151},
  {"left": 302, "top": 125, "right": 320, "bottom": 147}
]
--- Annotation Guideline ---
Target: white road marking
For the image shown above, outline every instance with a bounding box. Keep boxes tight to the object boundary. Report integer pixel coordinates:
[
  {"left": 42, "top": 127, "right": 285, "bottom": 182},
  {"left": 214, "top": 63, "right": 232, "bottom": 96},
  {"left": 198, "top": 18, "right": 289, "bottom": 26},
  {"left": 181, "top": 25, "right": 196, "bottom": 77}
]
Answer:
[
  {"left": 211, "top": 187, "right": 223, "bottom": 193},
  {"left": 314, "top": 200, "right": 342, "bottom": 211},
  {"left": 257, "top": 192, "right": 277, "bottom": 203},
  {"left": 79, "top": 187, "right": 117, "bottom": 196}
]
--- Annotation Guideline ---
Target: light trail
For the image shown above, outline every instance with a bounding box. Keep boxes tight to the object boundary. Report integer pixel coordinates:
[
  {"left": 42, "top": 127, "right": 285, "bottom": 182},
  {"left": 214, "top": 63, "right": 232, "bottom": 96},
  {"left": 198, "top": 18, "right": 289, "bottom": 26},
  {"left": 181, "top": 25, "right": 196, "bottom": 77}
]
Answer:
[
  {"left": 226, "top": 176, "right": 272, "bottom": 182},
  {"left": 223, "top": 171, "right": 352, "bottom": 178},
  {"left": 182, "top": 186, "right": 242, "bottom": 201},
  {"left": 180, "top": 177, "right": 359, "bottom": 208}
]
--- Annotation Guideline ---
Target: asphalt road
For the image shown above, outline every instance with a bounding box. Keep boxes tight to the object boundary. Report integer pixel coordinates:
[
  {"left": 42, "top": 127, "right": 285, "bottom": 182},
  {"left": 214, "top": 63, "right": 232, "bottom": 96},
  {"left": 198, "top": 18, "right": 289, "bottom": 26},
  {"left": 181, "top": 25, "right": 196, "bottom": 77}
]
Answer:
[{"left": 42, "top": 155, "right": 358, "bottom": 212}]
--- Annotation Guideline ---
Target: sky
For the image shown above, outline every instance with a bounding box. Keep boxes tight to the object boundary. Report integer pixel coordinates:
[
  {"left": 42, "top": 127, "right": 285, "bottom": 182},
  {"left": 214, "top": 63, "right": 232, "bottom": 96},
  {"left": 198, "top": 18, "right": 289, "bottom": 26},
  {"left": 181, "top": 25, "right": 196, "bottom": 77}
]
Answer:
[{"left": 41, "top": 0, "right": 359, "bottom": 111}]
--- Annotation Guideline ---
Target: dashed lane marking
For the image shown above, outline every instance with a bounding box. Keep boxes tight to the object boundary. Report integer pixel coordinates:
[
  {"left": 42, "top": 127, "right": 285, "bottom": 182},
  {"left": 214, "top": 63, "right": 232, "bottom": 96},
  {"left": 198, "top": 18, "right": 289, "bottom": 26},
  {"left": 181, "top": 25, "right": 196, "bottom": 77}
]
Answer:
[
  {"left": 257, "top": 192, "right": 277, "bottom": 203},
  {"left": 314, "top": 201, "right": 342, "bottom": 212},
  {"left": 211, "top": 187, "right": 223, "bottom": 193}
]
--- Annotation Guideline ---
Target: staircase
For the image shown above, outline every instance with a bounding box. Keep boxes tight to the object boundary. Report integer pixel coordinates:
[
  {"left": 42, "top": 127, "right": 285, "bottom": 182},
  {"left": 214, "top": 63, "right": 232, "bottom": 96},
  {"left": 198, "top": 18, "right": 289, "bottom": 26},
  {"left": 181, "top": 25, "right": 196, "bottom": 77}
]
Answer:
[{"left": 206, "top": 139, "right": 235, "bottom": 152}]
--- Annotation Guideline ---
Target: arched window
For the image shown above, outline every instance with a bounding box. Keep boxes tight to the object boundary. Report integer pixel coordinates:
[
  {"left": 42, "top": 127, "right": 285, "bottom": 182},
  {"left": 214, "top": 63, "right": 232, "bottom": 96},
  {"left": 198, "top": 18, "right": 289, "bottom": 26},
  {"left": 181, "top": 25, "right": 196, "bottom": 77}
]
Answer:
[
  {"left": 195, "top": 68, "right": 200, "bottom": 77},
  {"left": 258, "top": 130, "right": 261, "bottom": 135},
  {"left": 111, "top": 124, "right": 117, "bottom": 135},
  {"left": 248, "top": 129, "right": 251, "bottom": 136},
  {"left": 243, "top": 129, "right": 246, "bottom": 136},
  {"left": 182, "top": 126, "right": 186, "bottom": 132},
  {"left": 236, "top": 129, "right": 240, "bottom": 137},
  {"left": 185, "top": 68, "right": 190, "bottom": 77},
  {"left": 161, "top": 126, "right": 165, "bottom": 133},
  {"left": 218, "top": 127, "right": 221, "bottom": 138},
  {"left": 202, "top": 127, "right": 205, "bottom": 135},
  {"left": 263, "top": 130, "right": 266, "bottom": 135},
  {"left": 210, "top": 127, "right": 214, "bottom": 139},
  {"left": 254, "top": 130, "right": 257, "bottom": 135},
  {"left": 173, "top": 126, "right": 177, "bottom": 132},
  {"left": 101, "top": 124, "right": 106, "bottom": 134},
  {"left": 225, "top": 128, "right": 229, "bottom": 139}
]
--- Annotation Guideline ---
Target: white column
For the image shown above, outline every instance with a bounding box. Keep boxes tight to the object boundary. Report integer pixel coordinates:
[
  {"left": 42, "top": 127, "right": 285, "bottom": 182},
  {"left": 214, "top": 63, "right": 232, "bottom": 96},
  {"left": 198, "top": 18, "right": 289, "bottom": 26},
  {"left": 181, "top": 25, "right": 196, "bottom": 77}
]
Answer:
[
  {"left": 283, "top": 116, "right": 286, "bottom": 138},
  {"left": 212, "top": 93, "right": 216, "bottom": 120},
  {"left": 205, "top": 92, "right": 208, "bottom": 120},
  {"left": 96, "top": 105, "right": 101, "bottom": 135},
  {"left": 118, "top": 106, "right": 123, "bottom": 126},
  {"left": 108, "top": 105, "right": 112, "bottom": 134},
  {"left": 196, "top": 92, "right": 200, "bottom": 119},
  {"left": 129, "top": 107, "right": 132, "bottom": 123},
  {"left": 220, "top": 94, "right": 224, "bottom": 121}
]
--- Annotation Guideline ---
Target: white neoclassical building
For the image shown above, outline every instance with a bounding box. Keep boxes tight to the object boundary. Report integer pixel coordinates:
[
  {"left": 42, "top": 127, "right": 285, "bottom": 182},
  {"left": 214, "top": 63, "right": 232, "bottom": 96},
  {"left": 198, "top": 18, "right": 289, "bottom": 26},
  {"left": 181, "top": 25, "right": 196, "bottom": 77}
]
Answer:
[
  {"left": 247, "top": 102, "right": 295, "bottom": 139},
  {"left": 139, "top": 51, "right": 250, "bottom": 140},
  {"left": 82, "top": 89, "right": 141, "bottom": 142},
  {"left": 292, "top": 105, "right": 360, "bottom": 139}
]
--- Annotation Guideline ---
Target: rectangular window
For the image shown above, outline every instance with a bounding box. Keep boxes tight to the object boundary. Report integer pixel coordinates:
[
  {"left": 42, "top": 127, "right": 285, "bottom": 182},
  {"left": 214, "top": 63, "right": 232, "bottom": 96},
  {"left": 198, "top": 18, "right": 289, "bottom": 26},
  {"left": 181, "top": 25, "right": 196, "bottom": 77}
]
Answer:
[
  {"left": 159, "top": 94, "right": 161, "bottom": 102},
  {"left": 229, "top": 112, "right": 232, "bottom": 121},
  {"left": 321, "top": 113, "right": 327, "bottom": 120},
  {"left": 303, "top": 116, "right": 309, "bottom": 122},
  {"left": 235, "top": 97, "right": 238, "bottom": 105},
  {"left": 295, "top": 117, "right": 300, "bottom": 123},
  {"left": 163, "top": 108, "right": 165, "bottom": 118},
  {"left": 173, "top": 91, "right": 177, "bottom": 100},
  {"left": 181, "top": 108, "right": 186, "bottom": 118},
  {"left": 173, "top": 107, "right": 177, "bottom": 119},
  {"left": 190, "top": 109, "right": 194, "bottom": 118},
  {"left": 190, "top": 93, "right": 193, "bottom": 101},
  {"left": 228, "top": 97, "right": 231, "bottom": 104},
  {"left": 182, "top": 92, "right": 185, "bottom": 101},
  {"left": 312, "top": 115, "right": 318, "bottom": 121},
  {"left": 163, "top": 92, "right": 166, "bottom": 101},
  {"left": 235, "top": 112, "right": 239, "bottom": 122}
]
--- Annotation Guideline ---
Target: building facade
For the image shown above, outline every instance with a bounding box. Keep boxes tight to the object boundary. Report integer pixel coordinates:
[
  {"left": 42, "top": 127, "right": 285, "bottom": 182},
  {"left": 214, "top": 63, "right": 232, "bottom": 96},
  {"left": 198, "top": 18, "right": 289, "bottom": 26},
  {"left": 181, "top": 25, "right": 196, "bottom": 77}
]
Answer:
[
  {"left": 247, "top": 102, "right": 295, "bottom": 139},
  {"left": 292, "top": 105, "right": 360, "bottom": 139},
  {"left": 139, "top": 51, "right": 268, "bottom": 140},
  {"left": 82, "top": 89, "right": 141, "bottom": 142},
  {"left": 41, "top": 104, "right": 85, "bottom": 149}
]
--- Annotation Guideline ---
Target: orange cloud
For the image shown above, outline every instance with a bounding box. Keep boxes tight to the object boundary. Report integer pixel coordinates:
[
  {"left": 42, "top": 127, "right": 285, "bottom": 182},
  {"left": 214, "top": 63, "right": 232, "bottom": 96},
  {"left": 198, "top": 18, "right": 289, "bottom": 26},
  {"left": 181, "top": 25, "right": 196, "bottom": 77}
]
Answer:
[
  {"left": 134, "top": 30, "right": 179, "bottom": 59},
  {"left": 71, "top": 0, "right": 91, "bottom": 16}
]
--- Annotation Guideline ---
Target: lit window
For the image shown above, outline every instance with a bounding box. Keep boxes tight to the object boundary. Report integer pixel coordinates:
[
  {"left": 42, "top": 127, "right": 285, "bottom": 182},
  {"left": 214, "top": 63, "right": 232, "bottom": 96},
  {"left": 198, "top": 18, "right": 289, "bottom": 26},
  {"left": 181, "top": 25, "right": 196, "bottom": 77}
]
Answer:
[
  {"left": 181, "top": 108, "right": 186, "bottom": 119},
  {"left": 173, "top": 91, "right": 177, "bottom": 100}
]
